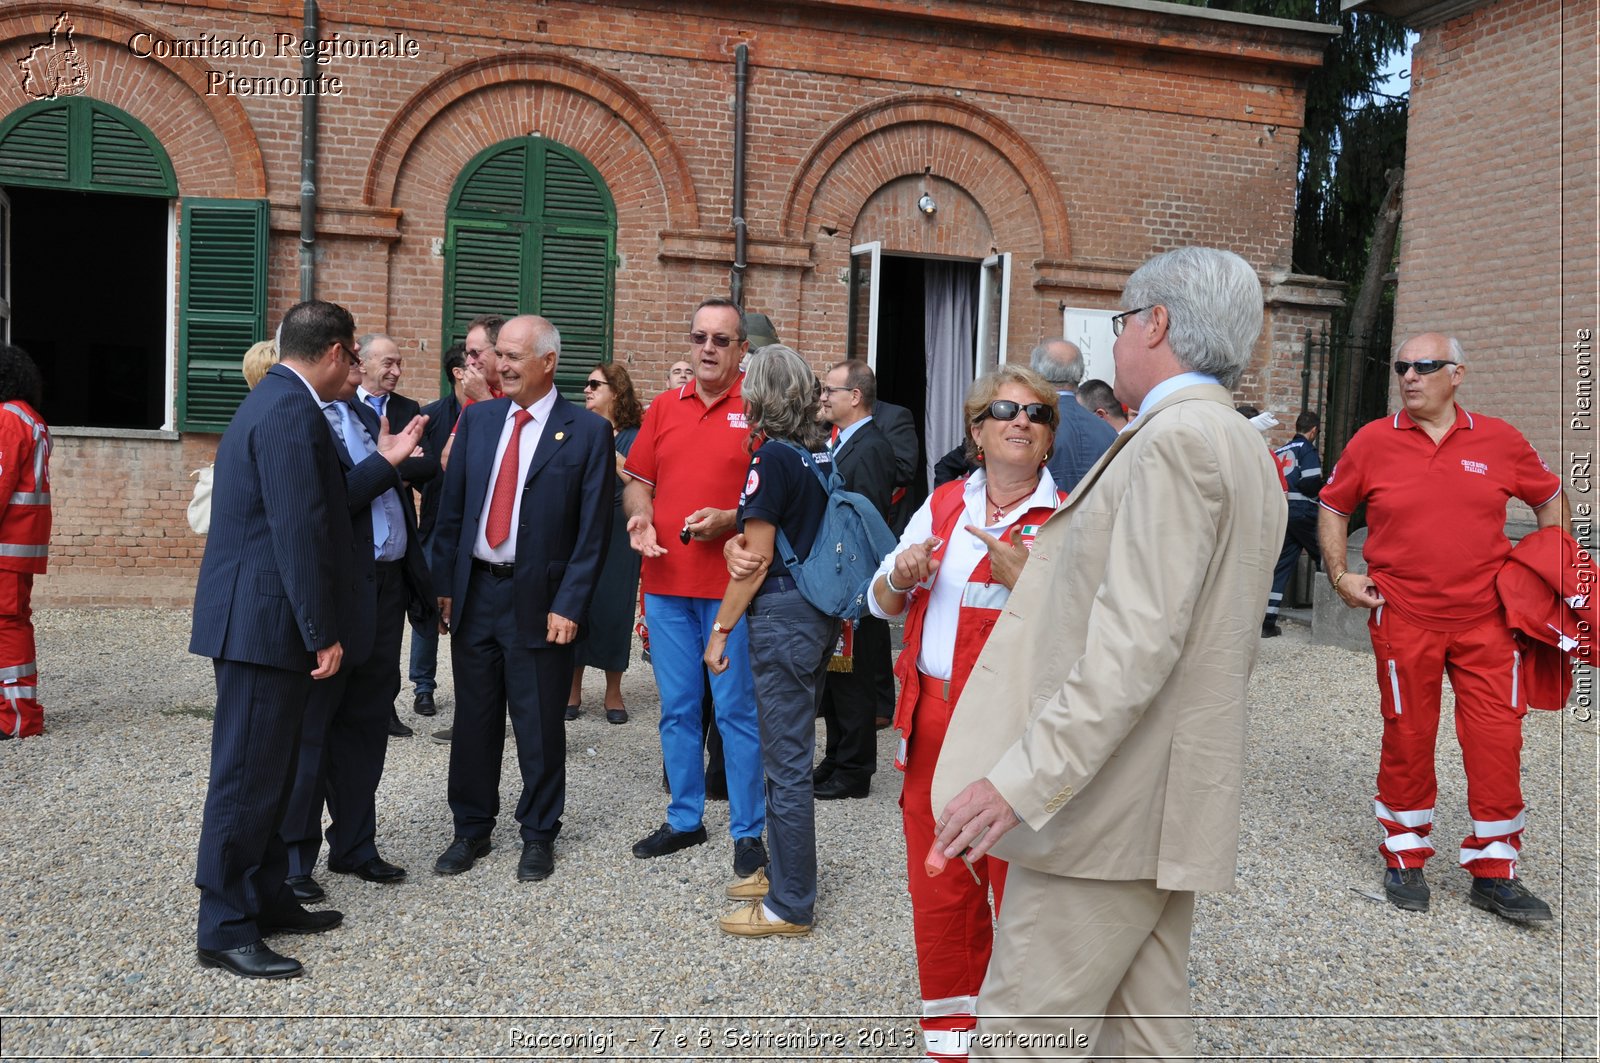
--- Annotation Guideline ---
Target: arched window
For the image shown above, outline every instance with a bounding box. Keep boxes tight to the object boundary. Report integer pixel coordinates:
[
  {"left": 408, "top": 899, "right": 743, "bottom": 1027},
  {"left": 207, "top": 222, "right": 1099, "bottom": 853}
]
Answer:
[{"left": 442, "top": 136, "right": 617, "bottom": 393}]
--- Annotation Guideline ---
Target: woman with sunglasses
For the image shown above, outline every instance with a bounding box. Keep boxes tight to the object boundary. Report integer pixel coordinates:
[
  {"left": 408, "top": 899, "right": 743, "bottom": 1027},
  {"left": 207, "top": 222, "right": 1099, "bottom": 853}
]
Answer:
[
  {"left": 866, "top": 364, "right": 1065, "bottom": 1061},
  {"left": 567, "top": 363, "right": 645, "bottom": 724}
]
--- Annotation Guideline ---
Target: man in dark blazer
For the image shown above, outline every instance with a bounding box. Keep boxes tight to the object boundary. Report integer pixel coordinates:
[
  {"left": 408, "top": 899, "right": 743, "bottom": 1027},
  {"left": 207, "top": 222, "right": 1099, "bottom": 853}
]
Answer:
[
  {"left": 409, "top": 342, "right": 466, "bottom": 720},
  {"left": 279, "top": 348, "right": 433, "bottom": 901},
  {"left": 1031, "top": 338, "right": 1116, "bottom": 494},
  {"left": 814, "top": 360, "right": 896, "bottom": 798},
  {"left": 356, "top": 333, "right": 439, "bottom": 735},
  {"left": 874, "top": 398, "right": 921, "bottom": 535},
  {"left": 190, "top": 300, "right": 362, "bottom": 980},
  {"left": 429, "top": 315, "right": 614, "bottom": 882}
]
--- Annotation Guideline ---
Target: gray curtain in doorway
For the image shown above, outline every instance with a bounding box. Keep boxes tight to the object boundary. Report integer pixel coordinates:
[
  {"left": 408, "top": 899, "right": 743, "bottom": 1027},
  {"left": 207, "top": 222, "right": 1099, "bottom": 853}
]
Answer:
[{"left": 924, "top": 261, "right": 977, "bottom": 485}]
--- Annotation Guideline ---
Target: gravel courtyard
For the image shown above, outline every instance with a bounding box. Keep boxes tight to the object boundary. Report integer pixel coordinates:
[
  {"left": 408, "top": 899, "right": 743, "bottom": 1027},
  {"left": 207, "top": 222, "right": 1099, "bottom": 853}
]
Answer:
[{"left": 0, "top": 608, "right": 1594, "bottom": 1061}]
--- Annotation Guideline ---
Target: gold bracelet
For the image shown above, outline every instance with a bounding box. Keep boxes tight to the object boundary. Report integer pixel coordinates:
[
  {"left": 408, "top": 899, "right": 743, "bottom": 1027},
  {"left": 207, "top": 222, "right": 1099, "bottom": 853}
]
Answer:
[{"left": 1332, "top": 570, "right": 1350, "bottom": 590}]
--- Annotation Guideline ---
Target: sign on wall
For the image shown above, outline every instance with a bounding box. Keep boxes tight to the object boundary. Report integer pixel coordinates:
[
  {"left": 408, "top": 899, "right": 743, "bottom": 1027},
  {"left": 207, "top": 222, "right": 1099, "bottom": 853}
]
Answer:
[{"left": 1061, "top": 307, "right": 1117, "bottom": 387}]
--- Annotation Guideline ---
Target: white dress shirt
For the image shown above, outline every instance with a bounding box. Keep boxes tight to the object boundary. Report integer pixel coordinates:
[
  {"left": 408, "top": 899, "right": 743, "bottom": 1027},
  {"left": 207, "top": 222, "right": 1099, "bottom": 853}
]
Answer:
[
  {"left": 867, "top": 467, "right": 1060, "bottom": 679},
  {"left": 473, "top": 389, "right": 559, "bottom": 563}
]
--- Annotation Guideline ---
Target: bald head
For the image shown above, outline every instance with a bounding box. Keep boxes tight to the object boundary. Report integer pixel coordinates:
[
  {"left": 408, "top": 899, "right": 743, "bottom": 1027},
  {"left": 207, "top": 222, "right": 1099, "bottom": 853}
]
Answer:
[
  {"left": 1030, "top": 338, "right": 1086, "bottom": 389},
  {"left": 358, "top": 333, "right": 402, "bottom": 396},
  {"left": 495, "top": 315, "right": 561, "bottom": 407}
]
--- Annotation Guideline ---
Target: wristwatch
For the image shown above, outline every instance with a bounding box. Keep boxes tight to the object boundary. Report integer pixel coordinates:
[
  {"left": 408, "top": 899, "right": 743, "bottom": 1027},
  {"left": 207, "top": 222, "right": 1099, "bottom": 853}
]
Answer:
[{"left": 712, "top": 620, "right": 729, "bottom": 635}]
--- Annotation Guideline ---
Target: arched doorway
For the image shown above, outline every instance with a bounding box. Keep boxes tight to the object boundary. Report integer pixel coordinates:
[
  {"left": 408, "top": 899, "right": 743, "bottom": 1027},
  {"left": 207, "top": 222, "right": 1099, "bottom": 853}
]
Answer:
[{"left": 441, "top": 135, "right": 617, "bottom": 393}]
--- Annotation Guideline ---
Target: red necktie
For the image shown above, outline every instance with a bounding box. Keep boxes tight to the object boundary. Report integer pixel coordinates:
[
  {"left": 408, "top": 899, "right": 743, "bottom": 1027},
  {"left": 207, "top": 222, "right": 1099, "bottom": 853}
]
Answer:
[{"left": 485, "top": 409, "right": 533, "bottom": 548}]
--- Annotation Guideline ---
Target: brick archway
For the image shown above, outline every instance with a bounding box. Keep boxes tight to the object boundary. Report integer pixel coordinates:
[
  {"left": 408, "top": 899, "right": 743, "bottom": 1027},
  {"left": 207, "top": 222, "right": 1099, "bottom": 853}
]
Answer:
[
  {"left": 364, "top": 52, "right": 700, "bottom": 231},
  {"left": 0, "top": 5, "right": 266, "bottom": 198},
  {"left": 780, "top": 94, "right": 1071, "bottom": 258}
]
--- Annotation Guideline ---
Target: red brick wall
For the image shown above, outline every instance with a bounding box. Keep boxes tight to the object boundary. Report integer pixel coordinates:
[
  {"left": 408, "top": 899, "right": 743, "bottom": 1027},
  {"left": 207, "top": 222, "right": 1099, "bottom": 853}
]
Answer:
[
  {"left": 1393, "top": 0, "right": 1599, "bottom": 482},
  {"left": 2, "top": 0, "right": 1334, "bottom": 605}
]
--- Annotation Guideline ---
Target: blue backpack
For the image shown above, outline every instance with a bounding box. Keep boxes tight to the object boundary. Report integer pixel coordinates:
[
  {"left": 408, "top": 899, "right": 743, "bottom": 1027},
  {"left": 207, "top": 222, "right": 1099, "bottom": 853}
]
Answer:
[{"left": 770, "top": 439, "right": 899, "bottom": 620}]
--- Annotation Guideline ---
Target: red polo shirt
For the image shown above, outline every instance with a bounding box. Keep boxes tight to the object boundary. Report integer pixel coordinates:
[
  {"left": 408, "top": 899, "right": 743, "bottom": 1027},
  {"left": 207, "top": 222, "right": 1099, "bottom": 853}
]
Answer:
[
  {"left": 1320, "top": 404, "right": 1562, "bottom": 630},
  {"left": 624, "top": 377, "right": 752, "bottom": 598}
]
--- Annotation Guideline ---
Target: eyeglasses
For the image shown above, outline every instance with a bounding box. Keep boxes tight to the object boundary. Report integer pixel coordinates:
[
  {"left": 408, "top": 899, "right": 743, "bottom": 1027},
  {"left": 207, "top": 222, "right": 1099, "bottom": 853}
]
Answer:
[
  {"left": 689, "top": 331, "right": 736, "bottom": 349},
  {"left": 583, "top": 379, "right": 607, "bottom": 391},
  {"left": 819, "top": 385, "right": 857, "bottom": 395},
  {"left": 1110, "top": 306, "right": 1152, "bottom": 337},
  {"left": 974, "top": 400, "right": 1057, "bottom": 426},
  {"left": 336, "top": 340, "right": 360, "bottom": 365},
  {"left": 1393, "top": 359, "right": 1458, "bottom": 377}
]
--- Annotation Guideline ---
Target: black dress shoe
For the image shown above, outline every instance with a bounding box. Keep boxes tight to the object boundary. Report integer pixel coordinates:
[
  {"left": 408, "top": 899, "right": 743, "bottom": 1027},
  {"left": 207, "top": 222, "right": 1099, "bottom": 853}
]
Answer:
[
  {"left": 197, "top": 941, "right": 303, "bottom": 979},
  {"left": 388, "top": 712, "right": 414, "bottom": 738},
  {"left": 564, "top": 704, "right": 581, "bottom": 721},
  {"left": 430, "top": 727, "right": 453, "bottom": 744},
  {"left": 812, "top": 761, "right": 836, "bottom": 787},
  {"left": 632, "top": 822, "right": 708, "bottom": 859},
  {"left": 434, "top": 836, "right": 493, "bottom": 875},
  {"left": 815, "top": 776, "right": 870, "bottom": 800},
  {"left": 259, "top": 905, "right": 344, "bottom": 936},
  {"left": 285, "top": 874, "right": 325, "bottom": 904},
  {"left": 413, "top": 691, "right": 437, "bottom": 716},
  {"left": 517, "top": 840, "right": 555, "bottom": 881},
  {"left": 329, "top": 856, "right": 407, "bottom": 883}
]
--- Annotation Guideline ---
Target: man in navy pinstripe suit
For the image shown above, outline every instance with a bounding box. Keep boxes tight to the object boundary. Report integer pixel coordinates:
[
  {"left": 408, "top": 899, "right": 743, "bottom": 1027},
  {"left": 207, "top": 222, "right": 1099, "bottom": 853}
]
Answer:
[
  {"left": 428, "top": 315, "right": 613, "bottom": 882},
  {"left": 191, "top": 301, "right": 387, "bottom": 980}
]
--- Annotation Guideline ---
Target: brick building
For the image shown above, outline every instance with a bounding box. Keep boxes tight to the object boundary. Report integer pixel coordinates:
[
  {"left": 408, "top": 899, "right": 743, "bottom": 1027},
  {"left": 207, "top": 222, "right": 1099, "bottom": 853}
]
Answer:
[
  {"left": 1, "top": 0, "right": 1338, "bottom": 606},
  {"left": 1348, "top": 0, "right": 1597, "bottom": 504}
]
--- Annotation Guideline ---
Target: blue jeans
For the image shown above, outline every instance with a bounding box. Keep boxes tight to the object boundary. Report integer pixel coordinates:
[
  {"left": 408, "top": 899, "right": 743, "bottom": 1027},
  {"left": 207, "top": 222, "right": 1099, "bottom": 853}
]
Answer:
[
  {"left": 746, "top": 585, "right": 836, "bottom": 926},
  {"left": 409, "top": 622, "right": 438, "bottom": 695},
  {"left": 645, "top": 593, "right": 763, "bottom": 840}
]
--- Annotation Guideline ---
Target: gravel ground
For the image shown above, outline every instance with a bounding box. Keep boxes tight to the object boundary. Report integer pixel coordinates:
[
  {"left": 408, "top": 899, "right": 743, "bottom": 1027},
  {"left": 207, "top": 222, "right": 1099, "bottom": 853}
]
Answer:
[{"left": 0, "top": 608, "right": 1594, "bottom": 1061}]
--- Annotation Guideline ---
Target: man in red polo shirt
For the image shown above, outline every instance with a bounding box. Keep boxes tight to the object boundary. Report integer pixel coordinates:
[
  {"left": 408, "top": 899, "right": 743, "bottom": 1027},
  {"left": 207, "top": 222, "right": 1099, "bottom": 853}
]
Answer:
[
  {"left": 622, "top": 298, "right": 768, "bottom": 899},
  {"left": 1319, "top": 332, "right": 1568, "bottom": 923}
]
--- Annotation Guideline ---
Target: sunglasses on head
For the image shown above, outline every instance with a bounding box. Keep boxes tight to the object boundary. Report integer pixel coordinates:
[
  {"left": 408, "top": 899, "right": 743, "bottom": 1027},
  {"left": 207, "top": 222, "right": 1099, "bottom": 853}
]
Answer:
[
  {"left": 1393, "top": 359, "right": 1458, "bottom": 377},
  {"left": 974, "top": 399, "right": 1056, "bottom": 426},
  {"left": 689, "top": 331, "right": 735, "bottom": 349}
]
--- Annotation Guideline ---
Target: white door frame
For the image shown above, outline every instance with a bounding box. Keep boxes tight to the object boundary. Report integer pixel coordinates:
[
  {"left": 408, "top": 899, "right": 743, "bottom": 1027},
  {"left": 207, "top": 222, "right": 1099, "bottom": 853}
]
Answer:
[
  {"left": 849, "top": 240, "right": 882, "bottom": 368},
  {"left": 976, "top": 251, "right": 1011, "bottom": 378}
]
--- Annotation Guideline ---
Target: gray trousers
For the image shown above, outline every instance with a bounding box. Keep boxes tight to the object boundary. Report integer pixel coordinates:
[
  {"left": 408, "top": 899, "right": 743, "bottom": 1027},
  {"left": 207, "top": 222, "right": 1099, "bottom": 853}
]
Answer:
[{"left": 745, "top": 585, "right": 837, "bottom": 926}]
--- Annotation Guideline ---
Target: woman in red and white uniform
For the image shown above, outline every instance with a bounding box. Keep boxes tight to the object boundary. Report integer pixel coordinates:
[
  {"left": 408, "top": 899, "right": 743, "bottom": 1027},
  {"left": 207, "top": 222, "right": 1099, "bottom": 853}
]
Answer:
[
  {"left": 868, "top": 365, "right": 1064, "bottom": 1061},
  {"left": 0, "top": 345, "right": 50, "bottom": 740}
]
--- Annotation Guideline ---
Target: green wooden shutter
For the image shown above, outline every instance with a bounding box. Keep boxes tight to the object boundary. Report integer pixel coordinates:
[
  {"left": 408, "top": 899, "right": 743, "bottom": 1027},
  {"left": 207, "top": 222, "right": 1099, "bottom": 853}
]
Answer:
[
  {"left": 177, "top": 198, "right": 268, "bottom": 432},
  {"left": 0, "top": 98, "right": 176, "bottom": 195},
  {"left": 441, "top": 137, "right": 616, "bottom": 389}
]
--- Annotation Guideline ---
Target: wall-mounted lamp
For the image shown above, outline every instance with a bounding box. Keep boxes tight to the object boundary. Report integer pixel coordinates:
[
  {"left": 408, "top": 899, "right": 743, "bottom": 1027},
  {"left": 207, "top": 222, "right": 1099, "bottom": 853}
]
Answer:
[{"left": 917, "top": 165, "right": 937, "bottom": 217}]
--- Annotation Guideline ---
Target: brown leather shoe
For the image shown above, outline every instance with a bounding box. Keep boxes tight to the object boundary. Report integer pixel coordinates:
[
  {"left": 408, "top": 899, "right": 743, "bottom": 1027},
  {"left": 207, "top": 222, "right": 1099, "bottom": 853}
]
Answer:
[
  {"left": 718, "top": 900, "right": 809, "bottom": 937},
  {"left": 725, "top": 867, "right": 769, "bottom": 901}
]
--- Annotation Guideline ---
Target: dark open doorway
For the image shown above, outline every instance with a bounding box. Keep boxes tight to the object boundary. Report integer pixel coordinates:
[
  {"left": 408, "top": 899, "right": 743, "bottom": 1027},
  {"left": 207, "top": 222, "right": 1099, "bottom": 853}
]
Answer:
[
  {"left": 862, "top": 253, "right": 979, "bottom": 507},
  {"left": 6, "top": 185, "right": 168, "bottom": 429}
]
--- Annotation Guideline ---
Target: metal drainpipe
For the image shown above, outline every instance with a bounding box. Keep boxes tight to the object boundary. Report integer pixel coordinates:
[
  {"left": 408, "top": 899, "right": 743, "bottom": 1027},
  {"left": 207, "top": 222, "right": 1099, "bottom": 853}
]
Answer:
[
  {"left": 298, "top": 0, "right": 319, "bottom": 301},
  {"left": 730, "top": 43, "right": 748, "bottom": 307}
]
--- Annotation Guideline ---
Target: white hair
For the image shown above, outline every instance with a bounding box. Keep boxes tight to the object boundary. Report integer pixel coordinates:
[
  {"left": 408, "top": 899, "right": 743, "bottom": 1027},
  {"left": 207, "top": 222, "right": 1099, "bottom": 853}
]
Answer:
[{"left": 1122, "top": 247, "right": 1264, "bottom": 389}]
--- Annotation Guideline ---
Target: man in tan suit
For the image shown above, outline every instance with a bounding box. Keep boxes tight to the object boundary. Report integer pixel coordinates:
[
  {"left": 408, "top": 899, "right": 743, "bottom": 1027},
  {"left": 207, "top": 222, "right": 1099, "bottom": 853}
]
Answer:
[{"left": 931, "top": 246, "right": 1287, "bottom": 1060}]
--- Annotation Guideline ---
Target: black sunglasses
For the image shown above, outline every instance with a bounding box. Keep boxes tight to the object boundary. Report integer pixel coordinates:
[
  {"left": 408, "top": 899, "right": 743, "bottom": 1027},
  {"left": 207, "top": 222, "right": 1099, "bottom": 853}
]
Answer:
[
  {"left": 583, "top": 379, "right": 607, "bottom": 390},
  {"left": 689, "top": 331, "right": 735, "bottom": 349},
  {"left": 1393, "top": 359, "right": 1458, "bottom": 377},
  {"left": 974, "top": 399, "right": 1056, "bottom": 426}
]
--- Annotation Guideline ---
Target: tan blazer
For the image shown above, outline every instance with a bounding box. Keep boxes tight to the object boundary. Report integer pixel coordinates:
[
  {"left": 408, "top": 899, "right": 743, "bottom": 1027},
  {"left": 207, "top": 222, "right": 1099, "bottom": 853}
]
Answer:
[{"left": 931, "top": 382, "right": 1286, "bottom": 892}]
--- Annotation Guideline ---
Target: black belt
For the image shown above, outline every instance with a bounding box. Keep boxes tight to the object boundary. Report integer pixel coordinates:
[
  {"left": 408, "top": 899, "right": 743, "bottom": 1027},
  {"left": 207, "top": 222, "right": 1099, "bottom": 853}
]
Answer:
[
  {"left": 471, "top": 558, "right": 515, "bottom": 579},
  {"left": 754, "top": 574, "right": 798, "bottom": 597},
  {"left": 374, "top": 559, "right": 403, "bottom": 573}
]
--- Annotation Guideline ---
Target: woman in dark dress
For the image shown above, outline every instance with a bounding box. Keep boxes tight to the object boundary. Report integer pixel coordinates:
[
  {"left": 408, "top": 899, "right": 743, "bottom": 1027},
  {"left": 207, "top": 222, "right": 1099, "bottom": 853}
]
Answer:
[{"left": 567, "top": 362, "right": 644, "bottom": 724}]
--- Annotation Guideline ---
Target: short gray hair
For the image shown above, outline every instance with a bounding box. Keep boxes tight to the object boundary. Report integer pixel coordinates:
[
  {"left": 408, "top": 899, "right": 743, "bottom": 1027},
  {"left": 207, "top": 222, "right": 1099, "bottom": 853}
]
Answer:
[
  {"left": 743, "top": 344, "right": 826, "bottom": 449},
  {"left": 1030, "top": 339, "right": 1084, "bottom": 388},
  {"left": 1122, "top": 247, "right": 1263, "bottom": 389},
  {"left": 1394, "top": 333, "right": 1466, "bottom": 365}
]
